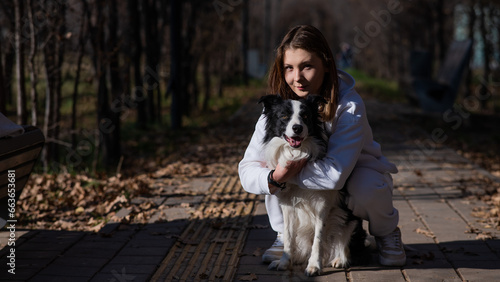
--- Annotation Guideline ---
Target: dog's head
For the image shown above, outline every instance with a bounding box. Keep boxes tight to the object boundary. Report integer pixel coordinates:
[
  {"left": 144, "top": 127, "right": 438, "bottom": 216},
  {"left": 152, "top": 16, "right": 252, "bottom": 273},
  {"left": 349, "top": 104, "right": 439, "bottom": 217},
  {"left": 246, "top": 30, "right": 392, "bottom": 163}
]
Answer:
[{"left": 259, "top": 94, "right": 326, "bottom": 148}]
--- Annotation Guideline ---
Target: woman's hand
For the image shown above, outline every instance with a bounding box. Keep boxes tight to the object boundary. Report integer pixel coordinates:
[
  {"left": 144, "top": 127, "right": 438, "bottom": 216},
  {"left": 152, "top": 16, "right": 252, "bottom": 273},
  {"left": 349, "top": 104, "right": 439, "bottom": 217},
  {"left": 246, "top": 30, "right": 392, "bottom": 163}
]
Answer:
[{"left": 272, "top": 158, "right": 308, "bottom": 183}]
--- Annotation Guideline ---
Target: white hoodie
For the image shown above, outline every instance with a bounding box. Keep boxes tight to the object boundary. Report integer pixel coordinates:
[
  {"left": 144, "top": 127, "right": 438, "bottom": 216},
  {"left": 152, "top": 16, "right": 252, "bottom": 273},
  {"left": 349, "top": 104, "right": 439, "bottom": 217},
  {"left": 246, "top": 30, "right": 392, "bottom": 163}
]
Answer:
[{"left": 238, "top": 70, "right": 398, "bottom": 195}]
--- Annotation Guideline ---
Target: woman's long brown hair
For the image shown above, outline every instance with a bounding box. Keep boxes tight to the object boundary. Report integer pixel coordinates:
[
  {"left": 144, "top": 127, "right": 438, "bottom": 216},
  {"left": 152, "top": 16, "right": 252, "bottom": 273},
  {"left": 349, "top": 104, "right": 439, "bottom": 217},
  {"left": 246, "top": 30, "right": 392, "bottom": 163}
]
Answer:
[{"left": 268, "top": 25, "right": 339, "bottom": 122}]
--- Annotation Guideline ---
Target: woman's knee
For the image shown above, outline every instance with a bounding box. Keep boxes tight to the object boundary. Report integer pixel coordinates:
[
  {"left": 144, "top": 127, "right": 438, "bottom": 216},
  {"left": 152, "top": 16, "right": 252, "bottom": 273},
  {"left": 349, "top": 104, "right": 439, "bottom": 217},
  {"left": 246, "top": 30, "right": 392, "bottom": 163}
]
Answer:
[{"left": 345, "top": 168, "right": 394, "bottom": 215}]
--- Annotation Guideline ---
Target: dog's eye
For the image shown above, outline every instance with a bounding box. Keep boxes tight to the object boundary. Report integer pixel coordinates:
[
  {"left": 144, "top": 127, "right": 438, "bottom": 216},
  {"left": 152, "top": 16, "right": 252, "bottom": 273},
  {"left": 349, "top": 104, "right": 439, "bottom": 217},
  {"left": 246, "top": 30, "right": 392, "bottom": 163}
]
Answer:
[{"left": 281, "top": 115, "right": 288, "bottom": 120}]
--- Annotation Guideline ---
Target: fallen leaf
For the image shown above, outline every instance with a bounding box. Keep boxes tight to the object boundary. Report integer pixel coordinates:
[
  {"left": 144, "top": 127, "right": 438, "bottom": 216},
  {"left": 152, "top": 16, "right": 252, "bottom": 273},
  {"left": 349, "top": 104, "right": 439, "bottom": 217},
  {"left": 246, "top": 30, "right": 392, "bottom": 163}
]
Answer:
[
  {"left": 465, "top": 227, "right": 481, "bottom": 234},
  {"left": 412, "top": 259, "right": 424, "bottom": 265},
  {"left": 415, "top": 228, "right": 435, "bottom": 238},
  {"left": 252, "top": 247, "right": 262, "bottom": 257},
  {"left": 471, "top": 211, "right": 488, "bottom": 218},
  {"left": 489, "top": 208, "right": 499, "bottom": 217},
  {"left": 411, "top": 251, "right": 435, "bottom": 261},
  {"left": 476, "top": 233, "right": 493, "bottom": 240}
]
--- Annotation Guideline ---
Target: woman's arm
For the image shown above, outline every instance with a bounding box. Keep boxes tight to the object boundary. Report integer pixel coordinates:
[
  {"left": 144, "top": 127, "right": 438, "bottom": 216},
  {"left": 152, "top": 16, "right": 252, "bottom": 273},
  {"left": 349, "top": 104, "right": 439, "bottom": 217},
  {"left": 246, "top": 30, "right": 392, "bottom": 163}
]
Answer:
[
  {"left": 290, "top": 96, "right": 369, "bottom": 191},
  {"left": 238, "top": 115, "right": 274, "bottom": 195}
]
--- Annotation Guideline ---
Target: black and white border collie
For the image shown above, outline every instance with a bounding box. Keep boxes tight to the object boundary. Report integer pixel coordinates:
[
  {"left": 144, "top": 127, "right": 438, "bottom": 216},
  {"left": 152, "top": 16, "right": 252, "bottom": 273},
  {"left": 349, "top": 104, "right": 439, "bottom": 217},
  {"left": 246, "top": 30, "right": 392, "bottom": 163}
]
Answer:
[{"left": 259, "top": 94, "right": 366, "bottom": 277}]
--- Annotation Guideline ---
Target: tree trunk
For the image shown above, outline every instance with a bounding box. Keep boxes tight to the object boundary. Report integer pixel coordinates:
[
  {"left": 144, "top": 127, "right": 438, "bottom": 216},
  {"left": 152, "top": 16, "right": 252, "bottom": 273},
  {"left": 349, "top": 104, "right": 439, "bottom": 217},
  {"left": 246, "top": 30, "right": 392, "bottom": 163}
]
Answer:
[
  {"left": 496, "top": 6, "right": 500, "bottom": 113},
  {"left": 479, "top": 2, "right": 491, "bottom": 110},
  {"left": 143, "top": 0, "right": 159, "bottom": 123},
  {"left": 189, "top": 55, "right": 199, "bottom": 112},
  {"left": 129, "top": 0, "right": 146, "bottom": 128},
  {"left": 27, "top": 0, "right": 38, "bottom": 126},
  {"left": 263, "top": 0, "right": 271, "bottom": 67},
  {"left": 4, "top": 44, "right": 15, "bottom": 107},
  {"left": 242, "top": 0, "right": 248, "bottom": 85},
  {"left": 72, "top": 0, "right": 88, "bottom": 149},
  {"left": 202, "top": 57, "right": 211, "bottom": 111},
  {"left": 42, "top": 45, "right": 56, "bottom": 171},
  {"left": 53, "top": 2, "right": 66, "bottom": 164},
  {"left": 170, "top": 0, "right": 182, "bottom": 130},
  {"left": 0, "top": 43, "right": 5, "bottom": 114},
  {"left": 181, "top": 1, "right": 197, "bottom": 117},
  {"left": 435, "top": 0, "right": 446, "bottom": 63},
  {"left": 106, "top": 0, "right": 122, "bottom": 165},
  {"left": 465, "top": 1, "right": 476, "bottom": 98},
  {"left": 40, "top": 0, "right": 64, "bottom": 171},
  {"left": 14, "top": 0, "right": 27, "bottom": 125},
  {"left": 90, "top": 0, "right": 114, "bottom": 168}
]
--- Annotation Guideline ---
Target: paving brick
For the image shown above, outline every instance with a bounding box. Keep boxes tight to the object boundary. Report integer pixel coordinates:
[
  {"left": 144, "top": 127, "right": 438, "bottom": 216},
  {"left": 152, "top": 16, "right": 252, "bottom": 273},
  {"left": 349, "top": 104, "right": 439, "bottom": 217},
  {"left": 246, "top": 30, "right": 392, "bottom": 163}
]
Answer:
[
  {"left": 35, "top": 264, "right": 101, "bottom": 278},
  {"left": 99, "top": 263, "right": 158, "bottom": 274},
  {"left": 70, "top": 240, "right": 126, "bottom": 250},
  {"left": 485, "top": 239, "right": 500, "bottom": 255},
  {"left": 107, "top": 255, "right": 164, "bottom": 265},
  {"left": 163, "top": 195, "right": 204, "bottom": 206},
  {"left": 131, "top": 196, "right": 166, "bottom": 206},
  {"left": 454, "top": 260, "right": 500, "bottom": 281},
  {"left": 0, "top": 230, "right": 35, "bottom": 250},
  {"left": 0, "top": 257, "right": 53, "bottom": 270},
  {"left": 13, "top": 249, "right": 61, "bottom": 259},
  {"left": 349, "top": 267, "right": 406, "bottom": 282},
  {"left": 63, "top": 245, "right": 120, "bottom": 259},
  {"left": 50, "top": 256, "right": 109, "bottom": 267},
  {"left": 117, "top": 246, "right": 171, "bottom": 256},
  {"left": 91, "top": 273, "right": 151, "bottom": 282},
  {"left": 29, "top": 275, "right": 90, "bottom": 282},
  {"left": 238, "top": 253, "right": 263, "bottom": 265},
  {"left": 125, "top": 237, "right": 175, "bottom": 248},
  {"left": 403, "top": 259, "right": 462, "bottom": 281},
  {"left": 440, "top": 242, "right": 499, "bottom": 261},
  {"left": 0, "top": 265, "right": 40, "bottom": 280},
  {"left": 162, "top": 206, "right": 192, "bottom": 221}
]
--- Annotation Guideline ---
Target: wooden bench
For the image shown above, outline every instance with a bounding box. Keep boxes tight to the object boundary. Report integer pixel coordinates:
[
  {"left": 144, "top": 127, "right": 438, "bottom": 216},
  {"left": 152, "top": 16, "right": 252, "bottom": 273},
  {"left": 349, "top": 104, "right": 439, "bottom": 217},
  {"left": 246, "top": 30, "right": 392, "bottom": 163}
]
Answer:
[
  {"left": 409, "top": 39, "right": 473, "bottom": 112},
  {"left": 0, "top": 126, "right": 44, "bottom": 228}
]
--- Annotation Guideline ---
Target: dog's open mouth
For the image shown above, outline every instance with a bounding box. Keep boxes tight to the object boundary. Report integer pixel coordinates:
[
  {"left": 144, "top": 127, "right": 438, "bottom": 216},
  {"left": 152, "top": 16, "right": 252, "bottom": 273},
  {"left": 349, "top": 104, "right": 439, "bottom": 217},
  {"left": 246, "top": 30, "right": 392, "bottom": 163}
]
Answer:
[{"left": 285, "top": 135, "right": 303, "bottom": 148}]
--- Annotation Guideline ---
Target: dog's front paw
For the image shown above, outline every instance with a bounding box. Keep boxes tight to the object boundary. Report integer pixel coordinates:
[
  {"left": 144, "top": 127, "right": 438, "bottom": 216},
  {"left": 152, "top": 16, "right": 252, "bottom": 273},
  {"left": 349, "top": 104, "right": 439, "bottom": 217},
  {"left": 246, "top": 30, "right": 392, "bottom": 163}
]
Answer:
[
  {"left": 304, "top": 265, "right": 321, "bottom": 277},
  {"left": 268, "top": 259, "right": 290, "bottom": 271},
  {"left": 331, "top": 256, "right": 349, "bottom": 268}
]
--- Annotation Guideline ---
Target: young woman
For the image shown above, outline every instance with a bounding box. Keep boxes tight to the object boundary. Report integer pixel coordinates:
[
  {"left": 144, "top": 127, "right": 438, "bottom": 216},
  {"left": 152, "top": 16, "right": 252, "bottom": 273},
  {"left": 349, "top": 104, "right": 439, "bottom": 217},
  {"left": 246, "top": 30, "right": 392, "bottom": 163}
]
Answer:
[{"left": 238, "top": 25, "right": 405, "bottom": 266}]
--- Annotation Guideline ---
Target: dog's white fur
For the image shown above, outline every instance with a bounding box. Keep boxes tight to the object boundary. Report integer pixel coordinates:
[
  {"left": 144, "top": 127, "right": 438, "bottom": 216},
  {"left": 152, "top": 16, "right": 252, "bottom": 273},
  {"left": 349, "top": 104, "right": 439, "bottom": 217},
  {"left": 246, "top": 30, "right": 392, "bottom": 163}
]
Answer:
[{"left": 264, "top": 101, "right": 358, "bottom": 276}]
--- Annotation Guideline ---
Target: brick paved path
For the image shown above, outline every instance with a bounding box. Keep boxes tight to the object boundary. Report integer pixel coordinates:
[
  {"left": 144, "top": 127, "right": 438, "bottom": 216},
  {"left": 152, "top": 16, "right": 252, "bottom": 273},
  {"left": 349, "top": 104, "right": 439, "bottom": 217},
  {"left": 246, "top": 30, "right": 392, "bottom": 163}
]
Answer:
[{"left": 1, "top": 99, "right": 499, "bottom": 281}]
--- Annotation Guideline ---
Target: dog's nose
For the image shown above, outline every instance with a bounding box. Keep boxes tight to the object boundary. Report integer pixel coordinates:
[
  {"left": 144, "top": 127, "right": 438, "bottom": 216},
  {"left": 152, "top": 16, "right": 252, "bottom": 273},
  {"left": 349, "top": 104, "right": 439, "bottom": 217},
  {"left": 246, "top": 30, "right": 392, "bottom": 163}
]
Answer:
[{"left": 292, "top": 124, "right": 303, "bottom": 134}]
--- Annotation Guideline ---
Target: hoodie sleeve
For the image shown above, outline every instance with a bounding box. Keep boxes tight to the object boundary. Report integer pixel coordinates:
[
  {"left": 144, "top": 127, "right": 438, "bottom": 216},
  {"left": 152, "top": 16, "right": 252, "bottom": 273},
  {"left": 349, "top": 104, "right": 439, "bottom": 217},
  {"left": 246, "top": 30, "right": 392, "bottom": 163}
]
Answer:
[
  {"left": 292, "top": 92, "right": 368, "bottom": 190},
  {"left": 238, "top": 115, "right": 273, "bottom": 195}
]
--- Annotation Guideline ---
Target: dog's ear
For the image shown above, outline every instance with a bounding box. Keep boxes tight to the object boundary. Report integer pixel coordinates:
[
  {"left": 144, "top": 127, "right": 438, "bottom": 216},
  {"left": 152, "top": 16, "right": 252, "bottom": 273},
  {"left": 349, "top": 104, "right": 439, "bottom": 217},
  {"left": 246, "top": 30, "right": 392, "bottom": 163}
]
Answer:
[
  {"left": 258, "top": 94, "right": 283, "bottom": 108},
  {"left": 305, "top": 95, "right": 327, "bottom": 107}
]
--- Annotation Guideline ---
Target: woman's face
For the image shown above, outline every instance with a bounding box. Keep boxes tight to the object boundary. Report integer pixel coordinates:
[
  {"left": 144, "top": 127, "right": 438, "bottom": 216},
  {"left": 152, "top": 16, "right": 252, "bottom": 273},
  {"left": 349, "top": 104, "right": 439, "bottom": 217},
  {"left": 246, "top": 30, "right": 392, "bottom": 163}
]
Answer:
[{"left": 283, "top": 48, "right": 326, "bottom": 98}]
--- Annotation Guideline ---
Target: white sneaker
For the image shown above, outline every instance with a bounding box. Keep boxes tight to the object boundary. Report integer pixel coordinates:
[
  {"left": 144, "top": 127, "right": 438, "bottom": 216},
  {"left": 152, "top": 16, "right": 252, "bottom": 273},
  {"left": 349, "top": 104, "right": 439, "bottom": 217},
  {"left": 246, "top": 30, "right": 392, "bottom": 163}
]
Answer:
[
  {"left": 262, "top": 232, "right": 284, "bottom": 263},
  {"left": 375, "top": 227, "right": 406, "bottom": 266}
]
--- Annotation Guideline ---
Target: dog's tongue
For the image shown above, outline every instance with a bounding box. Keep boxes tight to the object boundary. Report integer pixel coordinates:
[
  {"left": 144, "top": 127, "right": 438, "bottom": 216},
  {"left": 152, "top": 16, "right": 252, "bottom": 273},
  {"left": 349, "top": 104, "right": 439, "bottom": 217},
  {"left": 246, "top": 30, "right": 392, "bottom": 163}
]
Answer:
[{"left": 288, "top": 137, "right": 302, "bottom": 148}]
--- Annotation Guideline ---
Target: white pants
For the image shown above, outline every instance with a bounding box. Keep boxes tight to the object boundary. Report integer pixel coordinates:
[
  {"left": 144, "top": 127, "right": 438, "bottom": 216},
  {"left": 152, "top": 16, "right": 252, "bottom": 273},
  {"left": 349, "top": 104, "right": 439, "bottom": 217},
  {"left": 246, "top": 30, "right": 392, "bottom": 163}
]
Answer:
[{"left": 264, "top": 167, "right": 399, "bottom": 237}]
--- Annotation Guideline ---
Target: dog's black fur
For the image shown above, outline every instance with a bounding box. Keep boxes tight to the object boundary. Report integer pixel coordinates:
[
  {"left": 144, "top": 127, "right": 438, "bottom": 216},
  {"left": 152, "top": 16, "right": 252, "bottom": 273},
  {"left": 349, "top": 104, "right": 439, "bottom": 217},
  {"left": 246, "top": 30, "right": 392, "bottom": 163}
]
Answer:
[{"left": 260, "top": 94, "right": 327, "bottom": 148}]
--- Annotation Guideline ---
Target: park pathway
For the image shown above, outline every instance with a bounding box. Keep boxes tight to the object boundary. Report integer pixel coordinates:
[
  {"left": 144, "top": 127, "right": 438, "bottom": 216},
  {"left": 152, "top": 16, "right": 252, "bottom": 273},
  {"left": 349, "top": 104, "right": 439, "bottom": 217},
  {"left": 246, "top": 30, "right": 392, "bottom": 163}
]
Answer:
[{"left": 1, "top": 99, "right": 499, "bottom": 281}]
